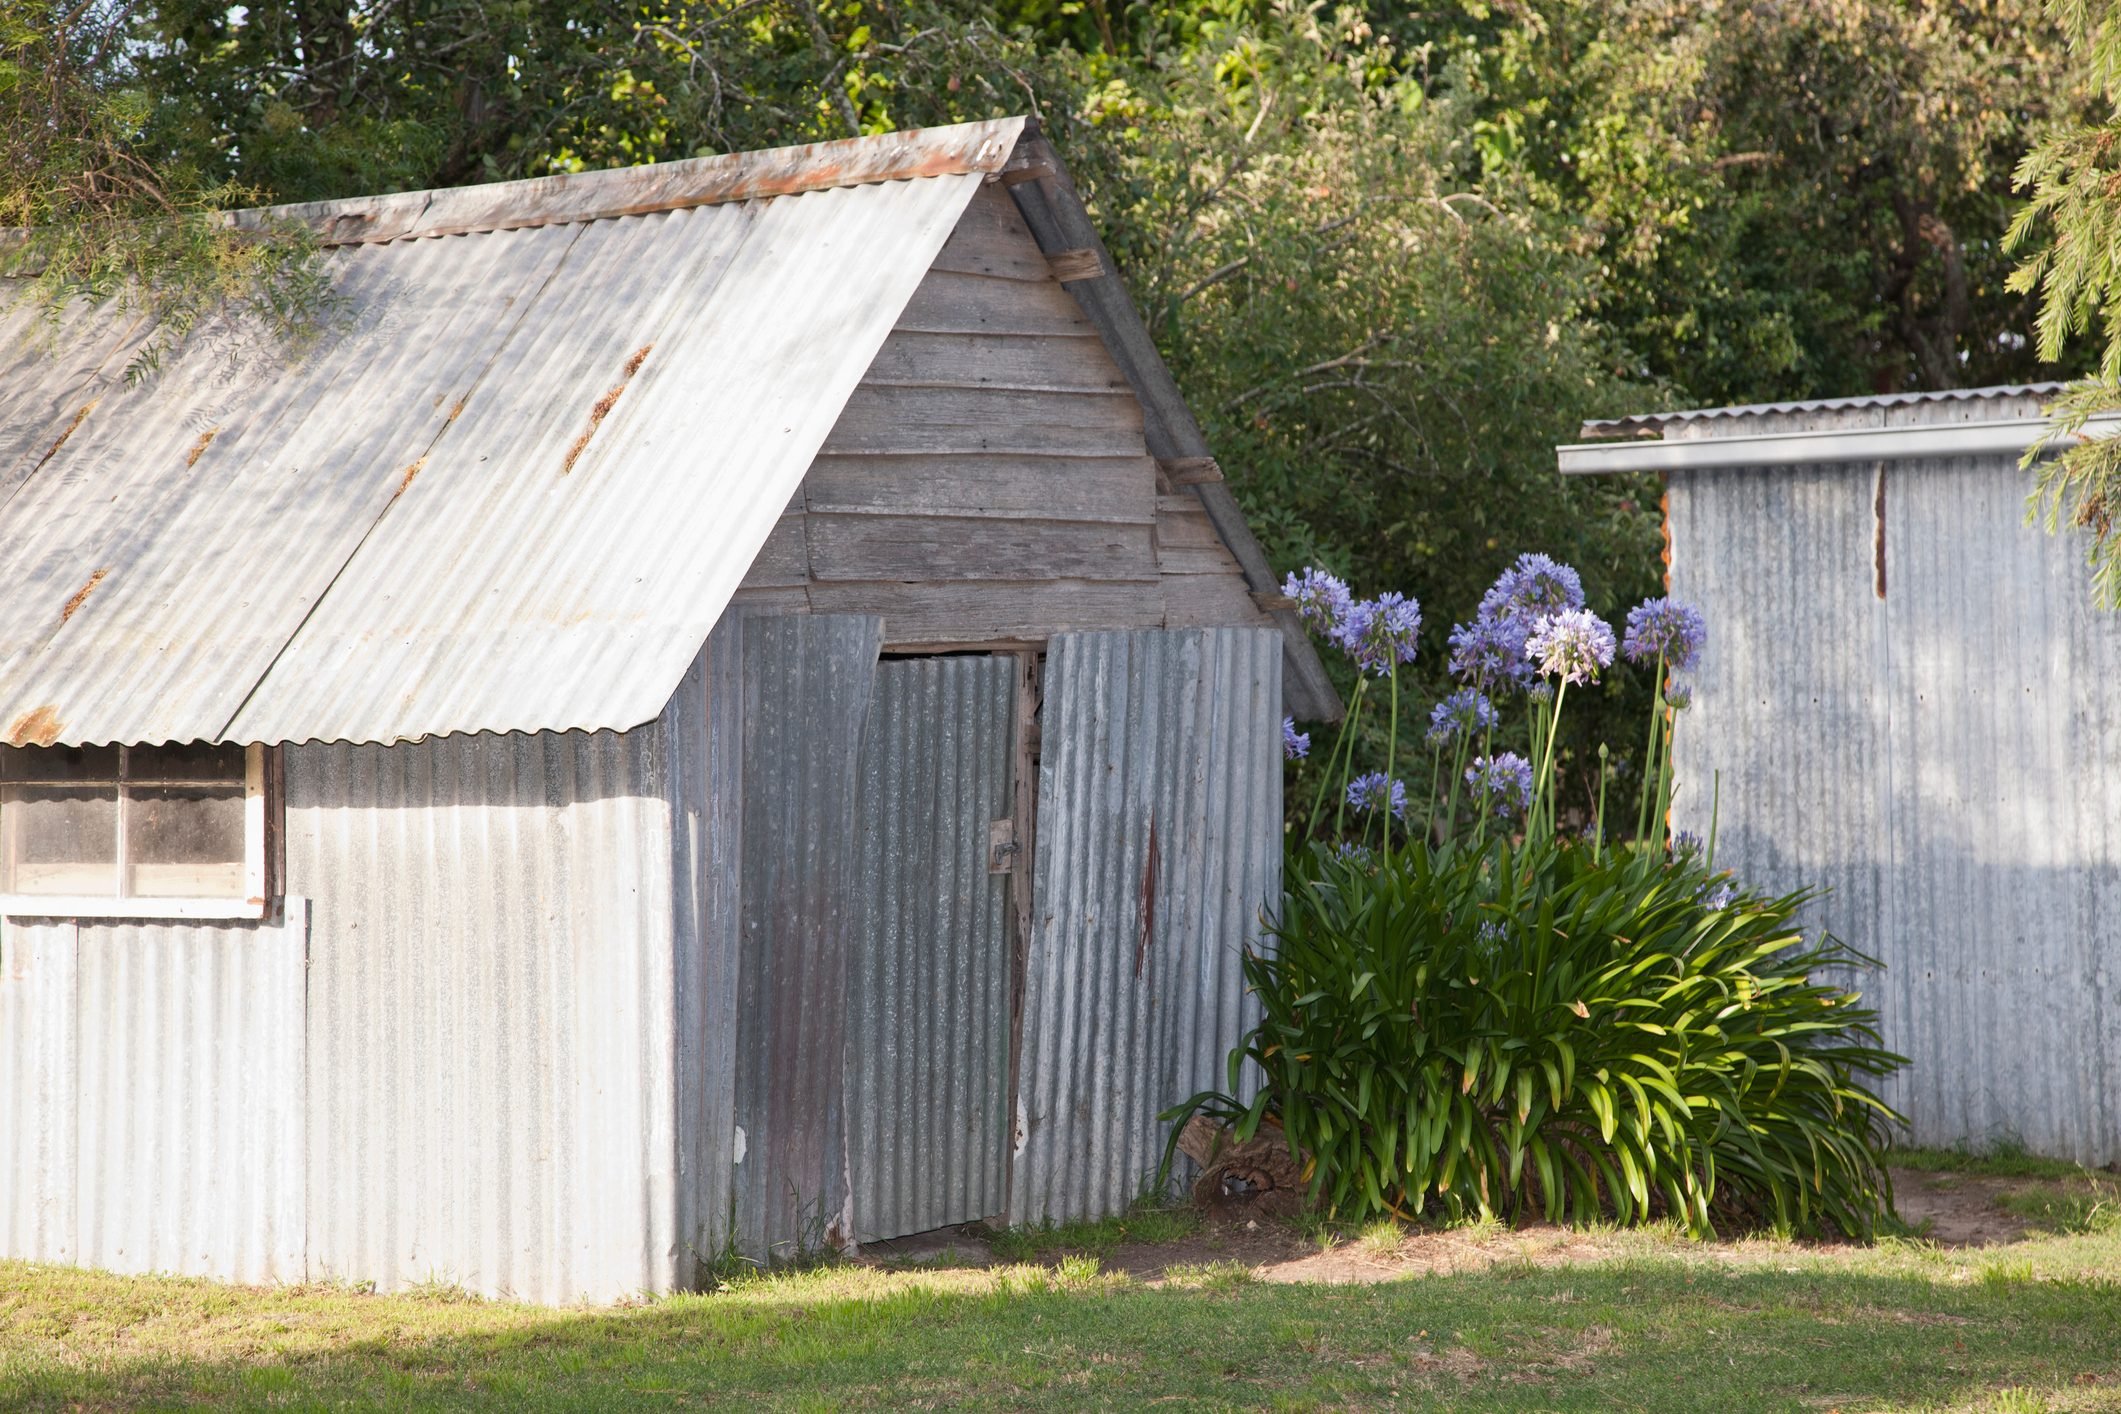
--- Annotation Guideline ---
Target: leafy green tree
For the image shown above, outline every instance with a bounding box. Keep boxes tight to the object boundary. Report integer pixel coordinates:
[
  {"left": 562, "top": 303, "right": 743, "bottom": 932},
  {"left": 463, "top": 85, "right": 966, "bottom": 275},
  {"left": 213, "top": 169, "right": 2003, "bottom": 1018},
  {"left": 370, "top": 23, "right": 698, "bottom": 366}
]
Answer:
[
  {"left": 1, "top": 0, "right": 329, "bottom": 375},
  {"left": 2010, "top": 0, "right": 2121, "bottom": 604}
]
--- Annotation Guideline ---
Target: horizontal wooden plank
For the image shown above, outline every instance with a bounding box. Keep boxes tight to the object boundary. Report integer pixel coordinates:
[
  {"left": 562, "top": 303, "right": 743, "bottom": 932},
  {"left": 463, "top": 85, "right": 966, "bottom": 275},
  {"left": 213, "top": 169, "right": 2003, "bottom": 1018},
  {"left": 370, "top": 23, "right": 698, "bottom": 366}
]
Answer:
[
  {"left": 1162, "top": 571, "right": 1274, "bottom": 630},
  {"left": 1154, "top": 496, "right": 1227, "bottom": 546},
  {"left": 807, "top": 578, "right": 1167, "bottom": 644},
  {"left": 738, "top": 513, "right": 810, "bottom": 588},
  {"left": 860, "top": 330, "right": 1129, "bottom": 394},
  {"left": 894, "top": 269, "right": 1097, "bottom": 338},
  {"left": 726, "top": 584, "right": 812, "bottom": 615},
  {"left": 1156, "top": 543, "right": 1246, "bottom": 577},
  {"left": 928, "top": 206, "right": 1053, "bottom": 282},
  {"left": 820, "top": 384, "right": 1145, "bottom": 458},
  {"left": 802, "top": 454, "right": 1155, "bottom": 523},
  {"left": 807, "top": 513, "right": 1157, "bottom": 583}
]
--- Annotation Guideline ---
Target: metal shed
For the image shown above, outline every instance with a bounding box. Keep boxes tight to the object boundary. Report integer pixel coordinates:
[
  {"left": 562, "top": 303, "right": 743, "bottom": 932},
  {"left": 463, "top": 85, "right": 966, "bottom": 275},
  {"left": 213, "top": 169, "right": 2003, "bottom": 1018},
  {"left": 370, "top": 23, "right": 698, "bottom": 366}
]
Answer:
[
  {"left": 1558, "top": 386, "right": 2120, "bottom": 1167},
  {"left": 0, "top": 118, "right": 1329, "bottom": 1301}
]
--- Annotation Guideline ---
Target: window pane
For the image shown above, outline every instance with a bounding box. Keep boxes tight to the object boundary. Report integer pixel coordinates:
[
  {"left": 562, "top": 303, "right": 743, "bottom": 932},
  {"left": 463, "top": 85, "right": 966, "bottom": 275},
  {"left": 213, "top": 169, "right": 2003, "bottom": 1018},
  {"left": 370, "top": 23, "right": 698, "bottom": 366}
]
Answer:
[
  {"left": 0, "top": 745, "right": 120, "bottom": 783},
  {"left": 127, "top": 743, "right": 246, "bottom": 783},
  {"left": 125, "top": 786, "right": 246, "bottom": 898},
  {"left": 0, "top": 785, "right": 118, "bottom": 895}
]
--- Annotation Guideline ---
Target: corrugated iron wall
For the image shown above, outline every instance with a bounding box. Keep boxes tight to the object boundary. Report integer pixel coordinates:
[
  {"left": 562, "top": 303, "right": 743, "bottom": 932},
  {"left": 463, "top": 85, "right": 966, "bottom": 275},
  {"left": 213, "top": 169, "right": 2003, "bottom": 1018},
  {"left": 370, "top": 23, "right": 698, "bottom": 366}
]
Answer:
[
  {"left": 846, "top": 656, "right": 1015, "bottom": 1243},
  {"left": 730, "top": 616, "right": 883, "bottom": 1260},
  {"left": 1010, "top": 627, "right": 1281, "bottom": 1223},
  {"left": 0, "top": 919, "right": 79, "bottom": 1265},
  {"left": 1671, "top": 444, "right": 2121, "bottom": 1165},
  {"left": 290, "top": 724, "right": 688, "bottom": 1303},
  {"left": 0, "top": 907, "right": 307, "bottom": 1282}
]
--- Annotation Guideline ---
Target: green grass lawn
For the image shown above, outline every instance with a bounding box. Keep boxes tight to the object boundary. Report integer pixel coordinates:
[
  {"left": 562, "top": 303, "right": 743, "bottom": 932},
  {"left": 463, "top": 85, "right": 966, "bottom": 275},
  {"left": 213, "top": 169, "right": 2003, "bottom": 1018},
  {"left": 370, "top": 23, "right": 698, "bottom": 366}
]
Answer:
[{"left": 2, "top": 1155, "right": 2117, "bottom": 1411}]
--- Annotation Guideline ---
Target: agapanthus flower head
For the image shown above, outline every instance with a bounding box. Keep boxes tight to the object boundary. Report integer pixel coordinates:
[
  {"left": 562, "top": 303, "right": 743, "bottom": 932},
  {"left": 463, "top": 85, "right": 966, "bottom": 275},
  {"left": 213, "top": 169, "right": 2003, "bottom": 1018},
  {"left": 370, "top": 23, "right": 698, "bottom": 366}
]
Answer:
[
  {"left": 1622, "top": 597, "right": 1708, "bottom": 671},
  {"left": 1670, "top": 831, "right": 1704, "bottom": 860},
  {"left": 1282, "top": 717, "right": 1310, "bottom": 760},
  {"left": 1465, "top": 753, "right": 1534, "bottom": 821},
  {"left": 1345, "top": 771, "right": 1409, "bottom": 819},
  {"left": 1424, "top": 688, "right": 1497, "bottom": 749},
  {"left": 1526, "top": 680, "right": 1555, "bottom": 704},
  {"left": 1451, "top": 554, "right": 1586, "bottom": 692},
  {"left": 1526, "top": 608, "right": 1617, "bottom": 686},
  {"left": 1697, "top": 880, "right": 1736, "bottom": 911},
  {"left": 1480, "top": 553, "right": 1586, "bottom": 622},
  {"left": 1663, "top": 681, "right": 1694, "bottom": 711},
  {"left": 1333, "top": 591, "right": 1421, "bottom": 677},
  {"left": 1447, "top": 615, "right": 1530, "bottom": 689},
  {"left": 1335, "top": 841, "right": 1376, "bottom": 868},
  {"left": 1476, "top": 918, "right": 1508, "bottom": 946},
  {"left": 1283, "top": 567, "right": 1355, "bottom": 637}
]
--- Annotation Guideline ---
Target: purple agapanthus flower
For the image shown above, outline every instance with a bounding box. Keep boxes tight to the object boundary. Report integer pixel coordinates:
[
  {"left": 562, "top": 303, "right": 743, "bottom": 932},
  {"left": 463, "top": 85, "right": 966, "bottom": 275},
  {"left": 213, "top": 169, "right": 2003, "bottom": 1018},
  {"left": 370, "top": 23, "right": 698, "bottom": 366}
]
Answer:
[
  {"left": 1670, "top": 831, "right": 1704, "bottom": 860},
  {"left": 1526, "top": 680, "right": 1555, "bottom": 704},
  {"left": 1465, "top": 753, "right": 1534, "bottom": 821},
  {"left": 1450, "top": 554, "right": 1588, "bottom": 692},
  {"left": 1424, "top": 688, "right": 1497, "bottom": 749},
  {"left": 1333, "top": 591, "right": 1421, "bottom": 677},
  {"left": 1282, "top": 717, "right": 1310, "bottom": 760},
  {"left": 1476, "top": 918, "right": 1508, "bottom": 946},
  {"left": 1698, "top": 880, "right": 1736, "bottom": 911},
  {"left": 1526, "top": 608, "right": 1617, "bottom": 686},
  {"left": 1345, "top": 771, "right": 1409, "bottom": 819},
  {"left": 1283, "top": 567, "right": 1355, "bottom": 637},
  {"left": 1335, "top": 841, "right": 1376, "bottom": 867},
  {"left": 1622, "top": 597, "right": 1708, "bottom": 671},
  {"left": 1481, "top": 553, "right": 1585, "bottom": 621}
]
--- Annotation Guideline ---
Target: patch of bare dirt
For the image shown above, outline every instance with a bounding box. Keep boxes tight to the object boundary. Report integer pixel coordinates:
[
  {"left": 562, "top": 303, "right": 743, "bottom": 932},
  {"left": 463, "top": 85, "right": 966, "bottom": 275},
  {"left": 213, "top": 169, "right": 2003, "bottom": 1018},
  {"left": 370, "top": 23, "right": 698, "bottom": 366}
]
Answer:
[{"left": 1885, "top": 1169, "right": 2035, "bottom": 1247}]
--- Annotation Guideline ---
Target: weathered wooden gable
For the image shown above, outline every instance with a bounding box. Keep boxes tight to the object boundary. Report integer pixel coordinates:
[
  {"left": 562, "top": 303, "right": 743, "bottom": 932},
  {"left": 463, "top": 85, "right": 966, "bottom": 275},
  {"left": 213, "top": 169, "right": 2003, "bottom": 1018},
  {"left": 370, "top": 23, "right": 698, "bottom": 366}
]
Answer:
[{"left": 736, "top": 183, "right": 1269, "bottom": 648}]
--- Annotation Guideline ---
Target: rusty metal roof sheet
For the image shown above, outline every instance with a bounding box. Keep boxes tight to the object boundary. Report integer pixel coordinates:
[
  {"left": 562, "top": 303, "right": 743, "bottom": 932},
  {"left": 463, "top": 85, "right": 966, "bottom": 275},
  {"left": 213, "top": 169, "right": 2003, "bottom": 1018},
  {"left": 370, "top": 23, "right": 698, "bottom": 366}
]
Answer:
[
  {"left": 0, "top": 119, "right": 1019, "bottom": 747},
  {"left": 1580, "top": 383, "right": 2066, "bottom": 437}
]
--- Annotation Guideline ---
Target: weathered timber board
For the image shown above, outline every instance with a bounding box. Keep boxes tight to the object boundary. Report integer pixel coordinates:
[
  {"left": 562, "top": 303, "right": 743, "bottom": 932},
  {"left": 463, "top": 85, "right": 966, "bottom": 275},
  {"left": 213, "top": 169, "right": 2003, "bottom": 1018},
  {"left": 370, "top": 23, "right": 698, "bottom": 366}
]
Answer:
[
  {"left": 801, "top": 453, "right": 1155, "bottom": 524},
  {"left": 805, "top": 579, "right": 1167, "bottom": 644},
  {"left": 806, "top": 513, "right": 1156, "bottom": 583},
  {"left": 859, "top": 331, "right": 1128, "bottom": 393},
  {"left": 820, "top": 385, "right": 1144, "bottom": 458},
  {"left": 894, "top": 269, "right": 1097, "bottom": 338}
]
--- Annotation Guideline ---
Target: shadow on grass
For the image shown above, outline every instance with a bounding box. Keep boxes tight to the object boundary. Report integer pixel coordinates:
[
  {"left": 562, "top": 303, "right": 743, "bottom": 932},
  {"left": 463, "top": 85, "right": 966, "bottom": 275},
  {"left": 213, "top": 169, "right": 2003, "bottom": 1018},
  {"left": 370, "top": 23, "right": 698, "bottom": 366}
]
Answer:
[{"left": 4, "top": 1252, "right": 2120, "bottom": 1411}]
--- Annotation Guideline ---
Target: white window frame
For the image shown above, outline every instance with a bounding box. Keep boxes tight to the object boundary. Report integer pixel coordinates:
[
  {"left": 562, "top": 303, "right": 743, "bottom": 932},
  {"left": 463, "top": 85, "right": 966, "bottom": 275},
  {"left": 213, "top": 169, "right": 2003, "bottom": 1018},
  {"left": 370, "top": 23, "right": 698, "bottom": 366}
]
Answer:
[{"left": 0, "top": 743, "right": 274, "bottom": 921}]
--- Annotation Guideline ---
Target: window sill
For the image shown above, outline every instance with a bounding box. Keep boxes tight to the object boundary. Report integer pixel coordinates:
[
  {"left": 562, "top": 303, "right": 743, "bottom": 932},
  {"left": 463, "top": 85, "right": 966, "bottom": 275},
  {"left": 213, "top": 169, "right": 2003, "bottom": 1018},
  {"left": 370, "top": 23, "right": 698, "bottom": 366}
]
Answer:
[{"left": 0, "top": 895, "right": 270, "bottom": 922}]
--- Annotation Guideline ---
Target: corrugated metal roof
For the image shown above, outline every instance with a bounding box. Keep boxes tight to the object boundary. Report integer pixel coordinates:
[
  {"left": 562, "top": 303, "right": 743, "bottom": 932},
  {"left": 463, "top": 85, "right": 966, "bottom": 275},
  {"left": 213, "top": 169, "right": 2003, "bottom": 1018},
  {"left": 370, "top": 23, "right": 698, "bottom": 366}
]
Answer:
[
  {"left": 1581, "top": 382, "right": 2065, "bottom": 437},
  {"left": 0, "top": 118, "right": 1020, "bottom": 748}
]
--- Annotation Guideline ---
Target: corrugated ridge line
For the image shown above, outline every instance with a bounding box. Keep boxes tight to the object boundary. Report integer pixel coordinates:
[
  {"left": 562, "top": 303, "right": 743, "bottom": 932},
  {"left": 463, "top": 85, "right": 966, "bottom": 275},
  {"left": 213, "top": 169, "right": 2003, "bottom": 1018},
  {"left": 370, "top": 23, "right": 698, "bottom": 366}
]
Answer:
[
  {"left": 0, "top": 919, "right": 77, "bottom": 1264},
  {"left": 1011, "top": 628, "right": 1280, "bottom": 1224},
  {"left": 848, "top": 656, "right": 1013, "bottom": 1241},
  {"left": 71, "top": 909, "right": 307, "bottom": 1283},
  {"left": 731, "top": 616, "right": 881, "bottom": 1260},
  {"left": 290, "top": 724, "right": 681, "bottom": 1301},
  {"left": 1584, "top": 383, "right": 2066, "bottom": 433}
]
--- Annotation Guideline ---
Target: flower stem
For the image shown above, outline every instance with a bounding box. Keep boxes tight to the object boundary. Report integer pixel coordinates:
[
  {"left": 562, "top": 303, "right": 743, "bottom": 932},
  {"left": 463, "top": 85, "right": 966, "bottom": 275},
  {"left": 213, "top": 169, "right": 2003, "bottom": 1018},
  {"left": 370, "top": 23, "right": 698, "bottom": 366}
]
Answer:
[
  {"left": 1534, "top": 680, "right": 1569, "bottom": 840},
  {"left": 1635, "top": 650, "right": 1667, "bottom": 844},
  {"left": 1383, "top": 664, "right": 1400, "bottom": 867}
]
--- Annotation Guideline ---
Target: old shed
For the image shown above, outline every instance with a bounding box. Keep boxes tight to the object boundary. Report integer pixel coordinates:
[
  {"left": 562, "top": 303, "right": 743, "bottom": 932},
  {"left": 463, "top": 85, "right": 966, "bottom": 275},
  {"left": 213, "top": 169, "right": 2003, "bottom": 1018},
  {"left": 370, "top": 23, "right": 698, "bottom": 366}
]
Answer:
[
  {"left": 0, "top": 117, "right": 1332, "bottom": 1301},
  {"left": 1559, "top": 385, "right": 2119, "bottom": 1166}
]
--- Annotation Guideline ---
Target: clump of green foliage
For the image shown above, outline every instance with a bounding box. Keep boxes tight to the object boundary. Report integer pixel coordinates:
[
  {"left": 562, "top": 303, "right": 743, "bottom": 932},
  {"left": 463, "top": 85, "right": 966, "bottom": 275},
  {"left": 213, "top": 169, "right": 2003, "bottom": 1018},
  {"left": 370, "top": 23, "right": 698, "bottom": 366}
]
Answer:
[
  {"left": 1170, "top": 557, "right": 1905, "bottom": 1240},
  {"left": 1, "top": 2, "right": 335, "bottom": 378},
  {"left": 1226, "top": 838, "right": 1903, "bottom": 1239}
]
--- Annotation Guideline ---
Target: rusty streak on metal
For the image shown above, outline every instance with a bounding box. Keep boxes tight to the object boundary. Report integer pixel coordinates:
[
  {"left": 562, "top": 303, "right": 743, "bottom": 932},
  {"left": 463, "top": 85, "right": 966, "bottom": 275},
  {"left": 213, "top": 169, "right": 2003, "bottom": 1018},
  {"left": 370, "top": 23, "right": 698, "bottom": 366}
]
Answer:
[
  {"left": 564, "top": 345, "right": 654, "bottom": 475},
  {"left": 33, "top": 400, "right": 96, "bottom": 475},
  {"left": 185, "top": 426, "right": 221, "bottom": 468},
  {"left": 7, "top": 705, "right": 63, "bottom": 746},
  {"left": 228, "top": 120, "right": 1024, "bottom": 248},
  {"left": 1134, "top": 817, "right": 1159, "bottom": 979},
  {"left": 60, "top": 569, "right": 109, "bottom": 623},
  {"left": 393, "top": 456, "right": 428, "bottom": 500}
]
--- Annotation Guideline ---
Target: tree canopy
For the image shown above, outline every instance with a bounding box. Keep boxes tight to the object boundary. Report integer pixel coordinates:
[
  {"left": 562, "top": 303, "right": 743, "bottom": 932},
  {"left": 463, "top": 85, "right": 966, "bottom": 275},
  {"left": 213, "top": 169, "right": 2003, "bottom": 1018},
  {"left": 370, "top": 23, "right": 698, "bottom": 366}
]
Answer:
[{"left": 4, "top": 0, "right": 2109, "bottom": 800}]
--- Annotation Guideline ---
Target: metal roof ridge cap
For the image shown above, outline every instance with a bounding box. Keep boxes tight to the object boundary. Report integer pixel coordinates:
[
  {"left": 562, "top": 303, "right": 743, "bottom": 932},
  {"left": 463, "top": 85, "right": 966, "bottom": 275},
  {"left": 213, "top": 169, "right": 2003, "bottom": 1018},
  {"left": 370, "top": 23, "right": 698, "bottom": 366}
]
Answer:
[
  {"left": 224, "top": 117, "right": 1027, "bottom": 247},
  {"left": 1576, "top": 381, "right": 2068, "bottom": 436},
  {"left": 1557, "top": 413, "right": 2121, "bottom": 475}
]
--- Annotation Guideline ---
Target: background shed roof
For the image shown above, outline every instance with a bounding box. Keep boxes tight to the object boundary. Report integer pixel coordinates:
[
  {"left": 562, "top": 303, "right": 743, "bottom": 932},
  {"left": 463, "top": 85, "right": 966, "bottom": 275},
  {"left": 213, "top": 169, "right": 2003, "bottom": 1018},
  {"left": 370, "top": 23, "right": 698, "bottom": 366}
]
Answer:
[{"left": 0, "top": 119, "right": 1020, "bottom": 747}]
